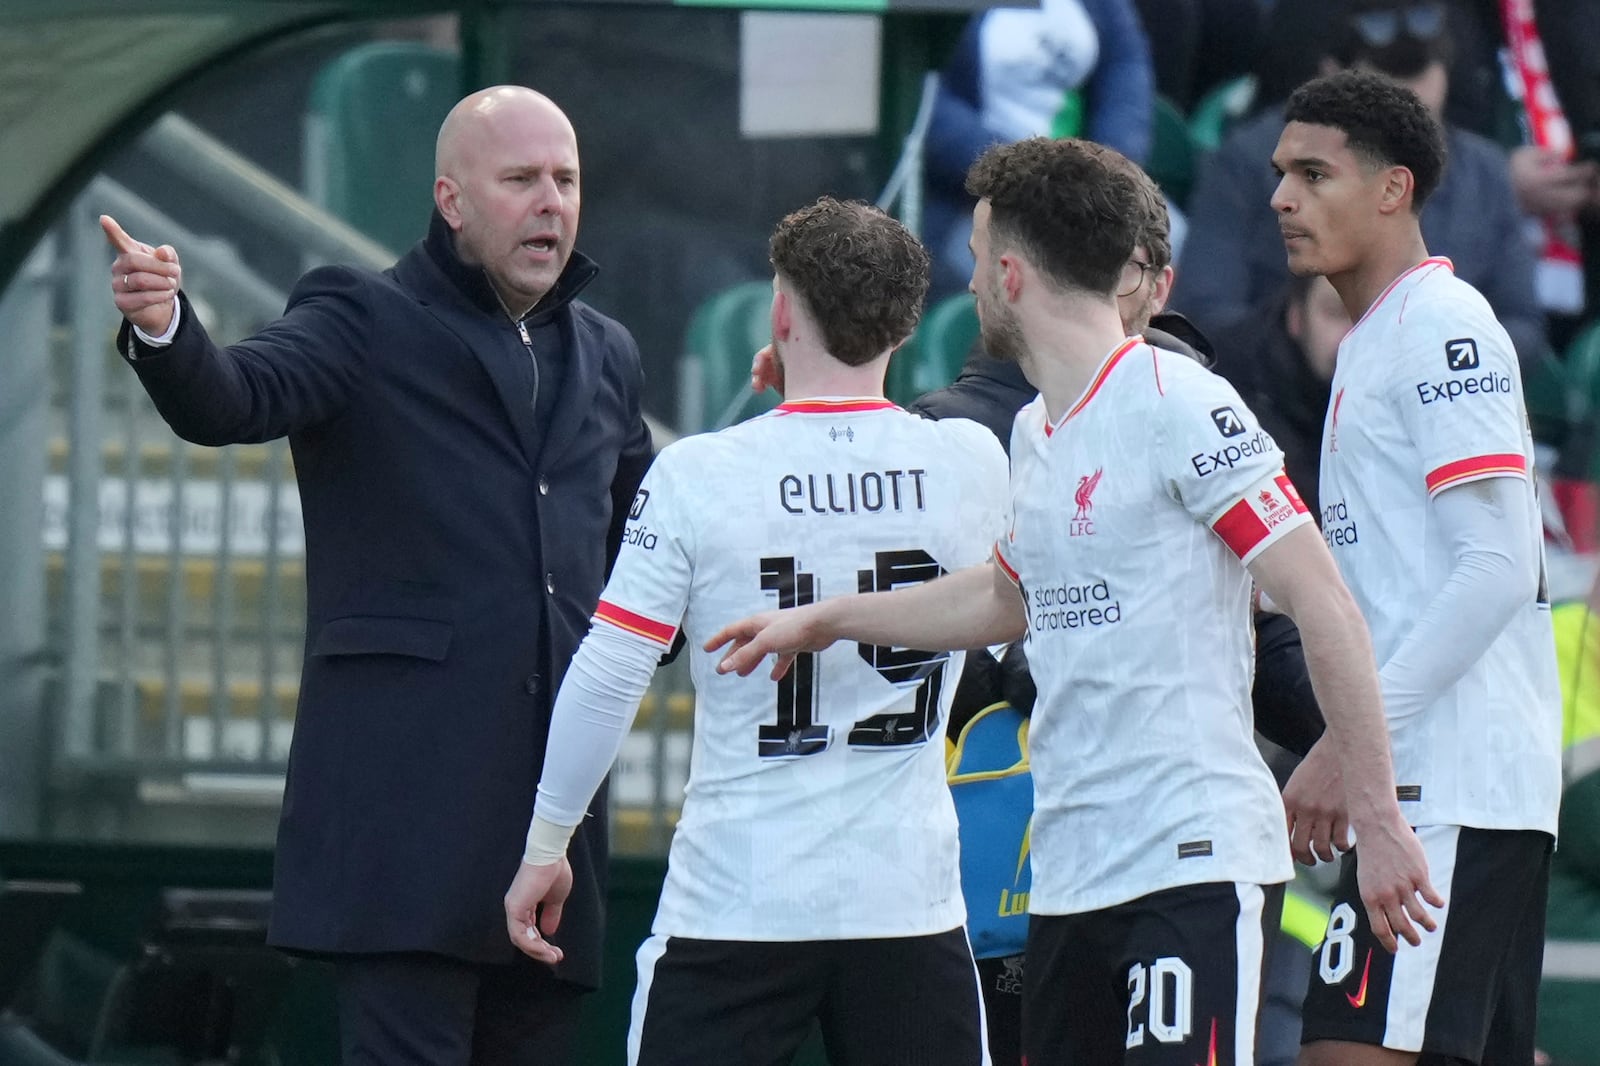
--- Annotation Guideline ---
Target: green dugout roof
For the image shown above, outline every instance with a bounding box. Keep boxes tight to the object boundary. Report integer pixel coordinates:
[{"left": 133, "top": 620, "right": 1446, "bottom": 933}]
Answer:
[{"left": 0, "top": 0, "right": 1001, "bottom": 291}]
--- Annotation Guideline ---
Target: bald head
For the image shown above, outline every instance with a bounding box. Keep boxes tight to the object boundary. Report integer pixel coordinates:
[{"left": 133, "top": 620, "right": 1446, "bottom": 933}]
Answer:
[
  {"left": 435, "top": 86, "right": 575, "bottom": 179},
  {"left": 432, "top": 86, "right": 582, "bottom": 315}
]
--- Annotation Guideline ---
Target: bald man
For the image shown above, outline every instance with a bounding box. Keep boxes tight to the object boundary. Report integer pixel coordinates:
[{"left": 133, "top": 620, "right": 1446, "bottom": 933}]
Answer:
[{"left": 104, "top": 86, "right": 653, "bottom": 1064}]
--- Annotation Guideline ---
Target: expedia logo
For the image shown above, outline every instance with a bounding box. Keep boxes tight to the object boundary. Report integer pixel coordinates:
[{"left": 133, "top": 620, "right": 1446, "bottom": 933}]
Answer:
[
  {"left": 1322, "top": 498, "right": 1358, "bottom": 547},
  {"left": 1029, "top": 579, "right": 1121, "bottom": 631},
  {"left": 1416, "top": 372, "right": 1512, "bottom": 405},
  {"left": 1211, "top": 406, "right": 1246, "bottom": 437},
  {"left": 628, "top": 489, "right": 650, "bottom": 520},
  {"left": 1446, "top": 337, "right": 1479, "bottom": 371},
  {"left": 622, "top": 524, "right": 658, "bottom": 550},
  {"left": 1191, "top": 430, "right": 1275, "bottom": 477}
]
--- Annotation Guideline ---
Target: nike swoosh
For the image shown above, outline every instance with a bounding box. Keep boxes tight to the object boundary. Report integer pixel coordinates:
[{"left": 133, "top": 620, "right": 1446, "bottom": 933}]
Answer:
[
  {"left": 1346, "top": 949, "right": 1374, "bottom": 1008},
  {"left": 1194, "top": 1017, "right": 1218, "bottom": 1066}
]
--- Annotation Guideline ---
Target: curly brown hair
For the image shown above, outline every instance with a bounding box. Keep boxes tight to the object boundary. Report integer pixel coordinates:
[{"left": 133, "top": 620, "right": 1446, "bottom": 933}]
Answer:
[
  {"left": 769, "top": 197, "right": 931, "bottom": 368},
  {"left": 965, "top": 138, "right": 1150, "bottom": 296}
]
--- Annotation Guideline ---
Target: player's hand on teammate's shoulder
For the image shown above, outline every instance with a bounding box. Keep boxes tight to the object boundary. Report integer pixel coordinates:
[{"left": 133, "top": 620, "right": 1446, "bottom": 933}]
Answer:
[
  {"left": 705, "top": 604, "right": 836, "bottom": 680},
  {"left": 504, "top": 856, "right": 573, "bottom": 966},
  {"left": 1282, "top": 737, "right": 1350, "bottom": 865},
  {"left": 101, "top": 215, "right": 181, "bottom": 338}
]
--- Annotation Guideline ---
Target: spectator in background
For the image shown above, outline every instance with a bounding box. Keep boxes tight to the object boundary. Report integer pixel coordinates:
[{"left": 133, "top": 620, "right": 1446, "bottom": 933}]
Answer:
[
  {"left": 1534, "top": 0, "right": 1600, "bottom": 165},
  {"left": 1505, "top": 0, "right": 1600, "bottom": 348},
  {"left": 1253, "top": 0, "right": 1506, "bottom": 141},
  {"left": 1212, "top": 275, "right": 1350, "bottom": 521},
  {"left": 922, "top": 0, "right": 1153, "bottom": 296},
  {"left": 1130, "top": 0, "right": 1264, "bottom": 112},
  {"left": 1176, "top": 0, "right": 1548, "bottom": 369}
]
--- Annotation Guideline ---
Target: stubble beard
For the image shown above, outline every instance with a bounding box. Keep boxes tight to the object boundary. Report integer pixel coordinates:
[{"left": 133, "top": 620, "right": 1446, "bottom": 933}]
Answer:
[{"left": 979, "top": 299, "right": 1028, "bottom": 365}]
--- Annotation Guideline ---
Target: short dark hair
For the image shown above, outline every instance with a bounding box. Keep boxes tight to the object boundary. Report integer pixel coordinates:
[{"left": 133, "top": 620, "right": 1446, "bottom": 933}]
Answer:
[
  {"left": 1284, "top": 68, "right": 1447, "bottom": 210},
  {"left": 964, "top": 137, "right": 1147, "bottom": 296},
  {"left": 769, "top": 197, "right": 930, "bottom": 367}
]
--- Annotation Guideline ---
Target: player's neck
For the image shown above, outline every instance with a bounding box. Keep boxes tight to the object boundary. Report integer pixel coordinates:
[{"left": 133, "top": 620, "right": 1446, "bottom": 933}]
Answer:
[
  {"left": 1019, "top": 300, "right": 1128, "bottom": 424},
  {"left": 1329, "top": 230, "right": 1433, "bottom": 325},
  {"left": 781, "top": 344, "right": 889, "bottom": 402}
]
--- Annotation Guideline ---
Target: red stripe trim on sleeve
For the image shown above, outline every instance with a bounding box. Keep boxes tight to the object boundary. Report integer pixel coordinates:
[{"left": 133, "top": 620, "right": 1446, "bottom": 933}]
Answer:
[
  {"left": 1424, "top": 453, "right": 1527, "bottom": 495},
  {"left": 1212, "top": 498, "right": 1272, "bottom": 559},
  {"left": 993, "top": 543, "right": 1021, "bottom": 586},
  {"left": 593, "top": 600, "right": 677, "bottom": 647}
]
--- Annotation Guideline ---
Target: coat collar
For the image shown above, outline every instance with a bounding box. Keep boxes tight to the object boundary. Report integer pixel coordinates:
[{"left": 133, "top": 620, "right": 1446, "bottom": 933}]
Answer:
[
  {"left": 391, "top": 213, "right": 611, "bottom": 472},
  {"left": 420, "top": 209, "right": 599, "bottom": 323}
]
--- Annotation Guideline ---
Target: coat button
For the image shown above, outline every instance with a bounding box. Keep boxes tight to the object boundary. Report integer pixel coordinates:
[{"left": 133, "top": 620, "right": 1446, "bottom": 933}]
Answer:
[
  {"left": 545, "top": 573, "right": 556, "bottom": 595},
  {"left": 538, "top": 476, "right": 549, "bottom": 496},
  {"left": 524, "top": 674, "right": 542, "bottom": 696}
]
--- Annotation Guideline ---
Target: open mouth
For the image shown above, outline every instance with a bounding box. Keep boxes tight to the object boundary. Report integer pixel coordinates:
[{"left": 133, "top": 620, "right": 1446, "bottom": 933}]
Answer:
[{"left": 523, "top": 237, "right": 559, "bottom": 254}]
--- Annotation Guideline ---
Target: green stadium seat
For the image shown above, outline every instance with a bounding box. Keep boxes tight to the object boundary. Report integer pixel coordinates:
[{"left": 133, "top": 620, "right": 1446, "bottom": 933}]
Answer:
[
  {"left": 679, "top": 281, "right": 778, "bottom": 433},
  {"left": 1525, "top": 352, "right": 1570, "bottom": 448},
  {"left": 893, "top": 293, "right": 979, "bottom": 404},
  {"left": 1525, "top": 322, "right": 1600, "bottom": 478},
  {"left": 1188, "top": 75, "right": 1256, "bottom": 153},
  {"left": 1148, "top": 96, "right": 1199, "bottom": 210},
  {"left": 305, "top": 42, "right": 461, "bottom": 254}
]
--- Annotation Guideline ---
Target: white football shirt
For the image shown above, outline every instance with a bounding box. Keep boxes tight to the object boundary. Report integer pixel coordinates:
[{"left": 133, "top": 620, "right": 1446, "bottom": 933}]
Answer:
[
  {"left": 1319, "top": 257, "right": 1561, "bottom": 834},
  {"left": 995, "top": 338, "right": 1303, "bottom": 916},
  {"left": 596, "top": 397, "right": 1010, "bottom": 941}
]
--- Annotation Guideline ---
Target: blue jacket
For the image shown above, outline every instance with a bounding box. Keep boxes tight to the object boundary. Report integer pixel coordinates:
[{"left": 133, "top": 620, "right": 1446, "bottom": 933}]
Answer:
[
  {"left": 923, "top": 0, "right": 1153, "bottom": 289},
  {"left": 120, "top": 214, "right": 653, "bottom": 986}
]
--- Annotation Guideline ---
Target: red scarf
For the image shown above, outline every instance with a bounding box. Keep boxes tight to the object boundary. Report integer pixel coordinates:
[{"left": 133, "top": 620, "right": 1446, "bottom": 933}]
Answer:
[{"left": 1502, "top": 0, "right": 1584, "bottom": 312}]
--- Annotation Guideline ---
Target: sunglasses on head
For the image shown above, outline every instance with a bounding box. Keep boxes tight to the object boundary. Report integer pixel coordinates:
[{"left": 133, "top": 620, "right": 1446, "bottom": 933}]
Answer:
[{"left": 1350, "top": 3, "right": 1446, "bottom": 48}]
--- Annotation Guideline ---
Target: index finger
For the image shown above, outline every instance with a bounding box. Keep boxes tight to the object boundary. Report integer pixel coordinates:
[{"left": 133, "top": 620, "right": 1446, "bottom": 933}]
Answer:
[
  {"left": 703, "top": 624, "right": 743, "bottom": 654},
  {"left": 99, "top": 215, "right": 141, "bottom": 255}
]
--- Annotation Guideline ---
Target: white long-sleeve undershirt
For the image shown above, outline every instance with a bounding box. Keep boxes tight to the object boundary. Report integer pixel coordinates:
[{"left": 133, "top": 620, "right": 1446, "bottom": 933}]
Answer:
[
  {"left": 1378, "top": 475, "right": 1538, "bottom": 722},
  {"left": 522, "top": 623, "right": 662, "bottom": 864}
]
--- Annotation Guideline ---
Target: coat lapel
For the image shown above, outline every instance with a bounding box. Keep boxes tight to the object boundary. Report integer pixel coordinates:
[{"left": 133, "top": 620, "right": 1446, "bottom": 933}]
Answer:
[
  {"left": 540, "top": 309, "right": 605, "bottom": 467},
  {"left": 395, "top": 247, "right": 542, "bottom": 470}
]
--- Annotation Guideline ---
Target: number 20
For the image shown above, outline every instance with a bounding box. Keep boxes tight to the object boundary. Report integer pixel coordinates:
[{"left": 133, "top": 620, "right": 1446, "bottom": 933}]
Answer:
[{"left": 1126, "top": 957, "right": 1193, "bottom": 1048}]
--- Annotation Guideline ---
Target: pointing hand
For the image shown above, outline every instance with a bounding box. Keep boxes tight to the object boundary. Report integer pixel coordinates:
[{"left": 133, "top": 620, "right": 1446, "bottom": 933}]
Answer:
[{"left": 101, "top": 214, "right": 181, "bottom": 338}]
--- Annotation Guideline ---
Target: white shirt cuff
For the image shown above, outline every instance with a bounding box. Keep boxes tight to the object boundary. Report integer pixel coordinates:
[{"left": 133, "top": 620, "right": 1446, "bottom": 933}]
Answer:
[{"left": 131, "top": 299, "right": 182, "bottom": 347}]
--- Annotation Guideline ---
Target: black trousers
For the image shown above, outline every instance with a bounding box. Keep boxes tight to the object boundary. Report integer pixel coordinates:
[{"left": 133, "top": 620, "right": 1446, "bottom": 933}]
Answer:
[{"left": 334, "top": 952, "right": 586, "bottom": 1066}]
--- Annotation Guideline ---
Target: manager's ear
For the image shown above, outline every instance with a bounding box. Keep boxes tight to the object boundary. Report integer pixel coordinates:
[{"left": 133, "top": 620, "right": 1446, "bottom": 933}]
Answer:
[{"left": 435, "top": 176, "right": 463, "bottom": 230}]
